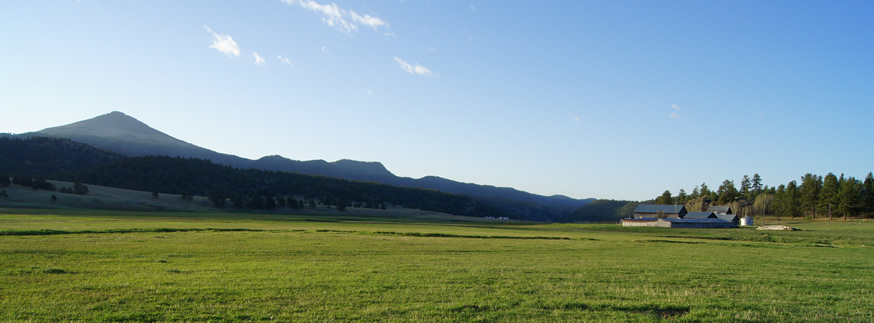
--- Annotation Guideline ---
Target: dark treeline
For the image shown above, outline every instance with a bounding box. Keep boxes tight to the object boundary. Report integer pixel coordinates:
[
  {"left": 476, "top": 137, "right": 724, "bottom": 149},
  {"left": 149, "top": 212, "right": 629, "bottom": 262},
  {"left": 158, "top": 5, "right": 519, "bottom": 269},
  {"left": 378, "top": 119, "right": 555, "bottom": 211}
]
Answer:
[
  {"left": 654, "top": 173, "right": 874, "bottom": 219},
  {"left": 71, "top": 156, "right": 507, "bottom": 218},
  {"left": 1, "top": 137, "right": 508, "bottom": 217},
  {"left": 0, "top": 136, "right": 126, "bottom": 177},
  {"left": 565, "top": 199, "right": 639, "bottom": 222}
]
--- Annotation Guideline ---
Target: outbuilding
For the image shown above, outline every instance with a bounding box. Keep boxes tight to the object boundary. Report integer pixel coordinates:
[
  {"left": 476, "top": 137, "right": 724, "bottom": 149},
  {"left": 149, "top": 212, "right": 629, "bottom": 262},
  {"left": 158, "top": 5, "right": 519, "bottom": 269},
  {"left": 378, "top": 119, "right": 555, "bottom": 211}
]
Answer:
[
  {"left": 633, "top": 204, "right": 688, "bottom": 219},
  {"left": 621, "top": 217, "right": 737, "bottom": 228},
  {"left": 683, "top": 211, "right": 717, "bottom": 219},
  {"left": 707, "top": 206, "right": 733, "bottom": 215},
  {"left": 716, "top": 213, "right": 740, "bottom": 225}
]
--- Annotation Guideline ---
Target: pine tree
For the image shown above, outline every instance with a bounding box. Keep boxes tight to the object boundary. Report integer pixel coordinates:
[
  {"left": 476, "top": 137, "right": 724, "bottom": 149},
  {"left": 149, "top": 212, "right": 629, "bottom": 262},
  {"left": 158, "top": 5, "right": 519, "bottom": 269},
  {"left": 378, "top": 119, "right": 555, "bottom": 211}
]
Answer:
[
  {"left": 837, "top": 177, "right": 860, "bottom": 220},
  {"left": 864, "top": 172, "right": 874, "bottom": 218},
  {"left": 740, "top": 175, "right": 751, "bottom": 199},
  {"left": 752, "top": 173, "right": 763, "bottom": 195},
  {"left": 800, "top": 174, "right": 821, "bottom": 218},
  {"left": 819, "top": 173, "right": 839, "bottom": 220},
  {"left": 773, "top": 184, "right": 786, "bottom": 217},
  {"left": 785, "top": 180, "right": 799, "bottom": 217}
]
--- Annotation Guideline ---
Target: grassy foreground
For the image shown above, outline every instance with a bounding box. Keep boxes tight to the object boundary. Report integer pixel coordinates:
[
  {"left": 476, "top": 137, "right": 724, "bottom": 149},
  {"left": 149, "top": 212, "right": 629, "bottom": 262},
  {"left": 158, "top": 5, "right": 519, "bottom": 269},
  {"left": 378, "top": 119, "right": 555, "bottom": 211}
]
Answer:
[{"left": 1, "top": 209, "right": 873, "bottom": 321}]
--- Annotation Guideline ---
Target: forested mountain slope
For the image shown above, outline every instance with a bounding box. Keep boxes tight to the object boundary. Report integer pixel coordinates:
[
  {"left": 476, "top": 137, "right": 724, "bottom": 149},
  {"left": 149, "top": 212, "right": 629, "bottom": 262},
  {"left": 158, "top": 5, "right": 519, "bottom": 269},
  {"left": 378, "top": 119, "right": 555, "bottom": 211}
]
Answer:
[
  {"left": 13, "top": 112, "right": 592, "bottom": 220},
  {"left": 0, "top": 137, "right": 507, "bottom": 218}
]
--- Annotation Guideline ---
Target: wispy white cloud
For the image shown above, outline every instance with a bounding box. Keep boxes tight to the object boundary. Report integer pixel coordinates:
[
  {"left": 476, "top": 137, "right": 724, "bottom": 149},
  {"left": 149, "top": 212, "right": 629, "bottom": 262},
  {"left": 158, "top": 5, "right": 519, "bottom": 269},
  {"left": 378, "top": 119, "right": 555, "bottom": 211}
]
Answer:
[
  {"left": 672, "top": 103, "right": 680, "bottom": 110},
  {"left": 321, "top": 46, "right": 334, "bottom": 58},
  {"left": 393, "top": 56, "right": 433, "bottom": 76},
  {"left": 204, "top": 25, "right": 240, "bottom": 57},
  {"left": 253, "top": 52, "right": 266, "bottom": 65},
  {"left": 277, "top": 55, "right": 294, "bottom": 67},
  {"left": 756, "top": 112, "right": 764, "bottom": 117},
  {"left": 281, "top": 0, "right": 388, "bottom": 34},
  {"left": 670, "top": 112, "right": 681, "bottom": 119}
]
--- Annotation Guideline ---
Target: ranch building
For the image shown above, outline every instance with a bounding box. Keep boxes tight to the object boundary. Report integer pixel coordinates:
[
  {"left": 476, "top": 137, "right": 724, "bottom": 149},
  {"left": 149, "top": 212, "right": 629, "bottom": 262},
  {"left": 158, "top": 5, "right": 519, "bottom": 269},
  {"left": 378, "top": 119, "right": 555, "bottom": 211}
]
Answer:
[
  {"left": 633, "top": 204, "right": 688, "bottom": 219},
  {"left": 707, "top": 206, "right": 733, "bottom": 215},
  {"left": 620, "top": 217, "right": 737, "bottom": 228},
  {"left": 623, "top": 204, "right": 739, "bottom": 228},
  {"left": 683, "top": 211, "right": 718, "bottom": 219}
]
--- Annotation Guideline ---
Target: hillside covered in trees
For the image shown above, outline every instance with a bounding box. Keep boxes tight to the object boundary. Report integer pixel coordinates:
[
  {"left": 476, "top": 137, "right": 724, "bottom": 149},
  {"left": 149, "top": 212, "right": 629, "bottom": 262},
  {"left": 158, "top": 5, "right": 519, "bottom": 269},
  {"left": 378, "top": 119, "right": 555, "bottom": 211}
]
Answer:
[
  {"left": 565, "top": 199, "right": 639, "bottom": 222},
  {"left": 0, "top": 137, "right": 507, "bottom": 218}
]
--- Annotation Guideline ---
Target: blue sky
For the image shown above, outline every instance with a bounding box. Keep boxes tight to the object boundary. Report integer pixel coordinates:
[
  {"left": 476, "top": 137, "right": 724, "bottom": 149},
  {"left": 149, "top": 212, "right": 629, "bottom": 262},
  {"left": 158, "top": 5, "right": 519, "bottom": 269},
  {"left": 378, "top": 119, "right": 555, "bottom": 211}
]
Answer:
[{"left": 2, "top": 1, "right": 873, "bottom": 201}]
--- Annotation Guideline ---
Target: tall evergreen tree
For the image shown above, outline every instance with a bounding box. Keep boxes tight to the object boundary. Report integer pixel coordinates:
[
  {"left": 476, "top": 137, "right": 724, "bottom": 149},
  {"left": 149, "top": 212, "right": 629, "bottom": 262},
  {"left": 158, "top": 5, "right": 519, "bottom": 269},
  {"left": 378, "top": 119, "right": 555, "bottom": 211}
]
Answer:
[
  {"left": 819, "top": 173, "right": 839, "bottom": 219},
  {"left": 800, "top": 173, "right": 821, "bottom": 218},
  {"left": 740, "top": 175, "right": 751, "bottom": 199},
  {"left": 864, "top": 172, "right": 874, "bottom": 217},
  {"left": 752, "top": 173, "right": 763, "bottom": 195},
  {"left": 837, "top": 176, "right": 860, "bottom": 220},
  {"left": 785, "top": 180, "right": 800, "bottom": 217},
  {"left": 773, "top": 184, "right": 786, "bottom": 217}
]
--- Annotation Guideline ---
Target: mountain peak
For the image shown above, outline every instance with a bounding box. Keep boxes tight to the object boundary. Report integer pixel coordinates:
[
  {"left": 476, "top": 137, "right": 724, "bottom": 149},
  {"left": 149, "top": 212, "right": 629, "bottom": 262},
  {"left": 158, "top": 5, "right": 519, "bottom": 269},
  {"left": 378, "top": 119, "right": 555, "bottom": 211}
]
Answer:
[{"left": 37, "top": 111, "right": 189, "bottom": 147}]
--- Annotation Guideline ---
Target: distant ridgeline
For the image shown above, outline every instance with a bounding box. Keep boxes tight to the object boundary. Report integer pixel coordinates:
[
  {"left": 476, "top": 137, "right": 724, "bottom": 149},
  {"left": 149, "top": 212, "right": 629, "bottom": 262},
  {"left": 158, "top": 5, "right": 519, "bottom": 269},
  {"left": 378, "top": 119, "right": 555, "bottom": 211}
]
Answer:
[{"left": 0, "top": 137, "right": 507, "bottom": 218}]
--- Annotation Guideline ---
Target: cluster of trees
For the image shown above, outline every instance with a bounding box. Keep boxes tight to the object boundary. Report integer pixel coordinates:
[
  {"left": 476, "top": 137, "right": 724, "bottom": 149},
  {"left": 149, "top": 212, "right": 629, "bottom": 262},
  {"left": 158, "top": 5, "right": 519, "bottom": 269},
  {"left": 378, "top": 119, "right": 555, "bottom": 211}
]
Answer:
[
  {"left": 9, "top": 175, "right": 56, "bottom": 191},
  {"left": 1, "top": 174, "right": 90, "bottom": 196},
  {"left": 58, "top": 182, "right": 90, "bottom": 195},
  {"left": 654, "top": 172, "right": 874, "bottom": 219},
  {"left": 655, "top": 174, "right": 769, "bottom": 206},
  {"left": 204, "top": 193, "right": 387, "bottom": 212},
  {"left": 771, "top": 173, "right": 874, "bottom": 220}
]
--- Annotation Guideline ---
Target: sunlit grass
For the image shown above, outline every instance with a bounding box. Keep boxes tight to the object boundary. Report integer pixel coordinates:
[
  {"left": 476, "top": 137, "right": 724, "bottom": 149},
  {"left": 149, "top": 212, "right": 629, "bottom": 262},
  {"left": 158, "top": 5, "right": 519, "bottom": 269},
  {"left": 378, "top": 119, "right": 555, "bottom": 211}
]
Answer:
[{"left": 1, "top": 209, "right": 872, "bottom": 321}]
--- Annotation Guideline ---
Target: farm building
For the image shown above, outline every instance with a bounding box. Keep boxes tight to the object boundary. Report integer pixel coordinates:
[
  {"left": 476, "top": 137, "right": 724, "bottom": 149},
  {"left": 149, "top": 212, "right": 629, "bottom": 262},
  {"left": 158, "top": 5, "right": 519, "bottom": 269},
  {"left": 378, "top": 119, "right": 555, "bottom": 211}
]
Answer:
[
  {"left": 633, "top": 204, "right": 688, "bottom": 219},
  {"left": 684, "top": 211, "right": 717, "bottom": 219},
  {"left": 624, "top": 204, "right": 739, "bottom": 228},
  {"left": 716, "top": 213, "right": 739, "bottom": 225},
  {"left": 620, "top": 217, "right": 737, "bottom": 228},
  {"left": 707, "top": 206, "right": 733, "bottom": 214}
]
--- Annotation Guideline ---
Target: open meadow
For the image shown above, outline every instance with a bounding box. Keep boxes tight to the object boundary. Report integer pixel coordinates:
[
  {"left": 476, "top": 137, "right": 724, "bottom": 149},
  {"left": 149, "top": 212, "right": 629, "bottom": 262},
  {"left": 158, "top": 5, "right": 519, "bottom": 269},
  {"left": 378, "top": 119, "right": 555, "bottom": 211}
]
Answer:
[{"left": 1, "top": 208, "right": 873, "bottom": 321}]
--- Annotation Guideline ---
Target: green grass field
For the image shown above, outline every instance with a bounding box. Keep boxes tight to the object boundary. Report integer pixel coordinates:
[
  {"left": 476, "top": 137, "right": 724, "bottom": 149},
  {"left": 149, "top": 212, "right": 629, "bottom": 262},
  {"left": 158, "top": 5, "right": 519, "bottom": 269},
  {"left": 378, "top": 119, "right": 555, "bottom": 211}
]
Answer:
[{"left": 2, "top": 209, "right": 872, "bottom": 321}]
